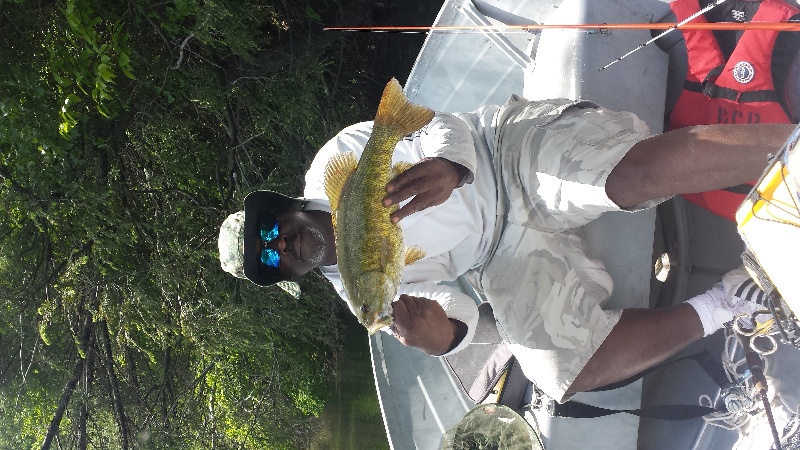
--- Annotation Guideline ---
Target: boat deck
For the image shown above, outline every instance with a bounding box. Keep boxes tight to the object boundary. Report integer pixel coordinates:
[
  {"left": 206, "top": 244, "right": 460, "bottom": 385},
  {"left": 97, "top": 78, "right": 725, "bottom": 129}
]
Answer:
[{"left": 369, "top": 0, "right": 800, "bottom": 448}]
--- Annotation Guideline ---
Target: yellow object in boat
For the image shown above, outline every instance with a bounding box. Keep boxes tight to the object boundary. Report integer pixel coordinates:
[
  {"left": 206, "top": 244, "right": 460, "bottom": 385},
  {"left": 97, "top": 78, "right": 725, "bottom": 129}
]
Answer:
[{"left": 736, "top": 139, "right": 800, "bottom": 315}]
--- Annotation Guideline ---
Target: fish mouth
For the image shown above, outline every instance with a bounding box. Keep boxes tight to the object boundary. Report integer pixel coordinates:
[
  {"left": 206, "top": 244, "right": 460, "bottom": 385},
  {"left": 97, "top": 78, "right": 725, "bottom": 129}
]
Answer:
[
  {"left": 362, "top": 303, "right": 394, "bottom": 335},
  {"left": 365, "top": 315, "right": 393, "bottom": 335}
]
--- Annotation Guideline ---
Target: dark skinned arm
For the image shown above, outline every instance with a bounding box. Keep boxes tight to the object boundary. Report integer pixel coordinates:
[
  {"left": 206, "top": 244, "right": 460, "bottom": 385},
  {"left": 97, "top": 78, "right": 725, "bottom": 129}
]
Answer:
[
  {"left": 383, "top": 157, "right": 470, "bottom": 223},
  {"left": 380, "top": 158, "right": 470, "bottom": 354},
  {"left": 391, "top": 295, "right": 469, "bottom": 356}
]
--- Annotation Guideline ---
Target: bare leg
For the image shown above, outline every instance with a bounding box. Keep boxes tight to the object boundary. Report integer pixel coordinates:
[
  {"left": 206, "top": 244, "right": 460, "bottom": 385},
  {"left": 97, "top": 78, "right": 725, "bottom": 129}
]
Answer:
[
  {"left": 569, "top": 125, "right": 791, "bottom": 392},
  {"left": 568, "top": 304, "right": 703, "bottom": 394},
  {"left": 606, "top": 124, "right": 795, "bottom": 208}
]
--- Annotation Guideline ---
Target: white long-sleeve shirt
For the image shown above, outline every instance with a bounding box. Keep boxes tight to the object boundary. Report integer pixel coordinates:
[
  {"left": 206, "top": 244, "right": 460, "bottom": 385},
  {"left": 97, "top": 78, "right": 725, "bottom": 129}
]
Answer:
[{"left": 303, "top": 108, "right": 501, "bottom": 354}]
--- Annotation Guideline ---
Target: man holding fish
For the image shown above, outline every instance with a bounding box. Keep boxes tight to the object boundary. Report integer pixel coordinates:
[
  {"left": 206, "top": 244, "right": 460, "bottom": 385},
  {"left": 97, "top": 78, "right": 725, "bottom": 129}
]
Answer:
[{"left": 218, "top": 78, "right": 794, "bottom": 404}]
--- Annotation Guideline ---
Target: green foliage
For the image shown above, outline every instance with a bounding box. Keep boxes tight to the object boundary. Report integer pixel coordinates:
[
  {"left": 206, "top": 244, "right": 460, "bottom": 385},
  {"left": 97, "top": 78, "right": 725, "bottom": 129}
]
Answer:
[
  {"left": 310, "top": 311, "right": 388, "bottom": 450},
  {"left": 0, "top": 0, "right": 382, "bottom": 448}
]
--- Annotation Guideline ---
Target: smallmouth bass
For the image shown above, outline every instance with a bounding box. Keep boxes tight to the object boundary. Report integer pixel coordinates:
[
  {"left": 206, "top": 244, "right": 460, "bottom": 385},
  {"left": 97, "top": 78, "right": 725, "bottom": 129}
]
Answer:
[{"left": 324, "top": 78, "right": 434, "bottom": 333}]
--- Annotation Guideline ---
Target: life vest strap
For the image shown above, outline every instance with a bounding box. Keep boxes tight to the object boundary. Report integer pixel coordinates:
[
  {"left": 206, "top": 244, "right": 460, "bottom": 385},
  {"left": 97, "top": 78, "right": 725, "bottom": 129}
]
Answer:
[
  {"left": 704, "top": 83, "right": 780, "bottom": 103},
  {"left": 683, "top": 80, "right": 703, "bottom": 93},
  {"left": 682, "top": 64, "right": 724, "bottom": 93}
]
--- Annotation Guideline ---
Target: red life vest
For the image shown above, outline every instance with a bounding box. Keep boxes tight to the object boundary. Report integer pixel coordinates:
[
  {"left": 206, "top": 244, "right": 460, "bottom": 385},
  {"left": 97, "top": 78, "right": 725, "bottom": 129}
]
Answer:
[{"left": 669, "top": 0, "right": 798, "bottom": 221}]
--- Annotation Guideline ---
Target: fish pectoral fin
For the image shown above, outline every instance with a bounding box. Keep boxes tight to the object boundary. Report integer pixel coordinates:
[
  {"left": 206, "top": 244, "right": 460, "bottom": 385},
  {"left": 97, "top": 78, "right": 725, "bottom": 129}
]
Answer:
[
  {"left": 404, "top": 245, "right": 426, "bottom": 266},
  {"left": 323, "top": 152, "right": 358, "bottom": 212},
  {"left": 374, "top": 78, "right": 434, "bottom": 136},
  {"left": 392, "top": 161, "right": 413, "bottom": 177}
]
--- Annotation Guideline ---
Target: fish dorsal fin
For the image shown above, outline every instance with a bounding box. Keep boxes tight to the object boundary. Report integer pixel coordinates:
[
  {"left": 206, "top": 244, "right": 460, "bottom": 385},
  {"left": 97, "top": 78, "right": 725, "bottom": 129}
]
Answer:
[
  {"left": 323, "top": 151, "right": 358, "bottom": 213},
  {"left": 375, "top": 78, "right": 435, "bottom": 136},
  {"left": 404, "top": 245, "right": 426, "bottom": 266},
  {"left": 392, "top": 161, "right": 413, "bottom": 177}
]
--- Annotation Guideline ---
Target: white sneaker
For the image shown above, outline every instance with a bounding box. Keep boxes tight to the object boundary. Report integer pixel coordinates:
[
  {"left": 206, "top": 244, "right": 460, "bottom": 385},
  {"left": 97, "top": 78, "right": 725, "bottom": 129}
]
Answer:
[
  {"left": 688, "top": 268, "right": 781, "bottom": 336},
  {"left": 721, "top": 268, "right": 769, "bottom": 312}
]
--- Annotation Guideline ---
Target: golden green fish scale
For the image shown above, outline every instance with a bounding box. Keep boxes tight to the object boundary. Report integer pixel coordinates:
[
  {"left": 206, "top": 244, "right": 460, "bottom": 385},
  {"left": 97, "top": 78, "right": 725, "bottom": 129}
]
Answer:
[
  {"left": 337, "top": 124, "right": 405, "bottom": 284},
  {"left": 323, "top": 78, "right": 433, "bottom": 333}
]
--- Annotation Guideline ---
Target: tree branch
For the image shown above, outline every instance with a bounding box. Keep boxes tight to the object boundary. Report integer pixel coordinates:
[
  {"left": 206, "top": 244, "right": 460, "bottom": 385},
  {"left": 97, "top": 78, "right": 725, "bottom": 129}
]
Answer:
[
  {"left": 41, "top": 313, "right": 93, "bottom": 450},
  {"left": 218, "top": 101, "right": 239, "bottom": 206},
  {"left": 0, "top": 162, "right": 33, "bottom": 197},
  {"left": 36, "top": 240, "right": 94, "bottom": 298},
  {"left": 100, "top": 320, "right": 129, "bottom": 450},
  {"left": 143, "top": 13, "right": 170, "bottom": 48},
  {"left": 165, "top": 359, "right": 217, "bottom": 419},
  {"left": 77, "top": 399, "right": 88, "bottom": 450},
  {"left": 172, "top": 32, "right": 195, "bottom": 69}
]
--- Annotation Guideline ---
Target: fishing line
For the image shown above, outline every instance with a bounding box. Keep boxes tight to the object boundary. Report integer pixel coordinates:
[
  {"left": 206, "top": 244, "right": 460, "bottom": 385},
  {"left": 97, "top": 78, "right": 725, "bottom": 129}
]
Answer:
[
  {"left": 324, "top": 20, "right": 800, "bottom": 33},
  {"left": 600, "top": 0, "right": 729, "bottom": 70},
  {"left": 326, "top": 0, "right": 800, "bottom": 70}
]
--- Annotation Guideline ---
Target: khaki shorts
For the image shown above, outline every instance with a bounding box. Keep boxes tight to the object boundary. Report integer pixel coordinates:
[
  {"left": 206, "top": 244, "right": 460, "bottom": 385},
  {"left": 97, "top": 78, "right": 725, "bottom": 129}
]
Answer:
[{"left": 466, "top": 97, "right": 657, "bottom": 402}]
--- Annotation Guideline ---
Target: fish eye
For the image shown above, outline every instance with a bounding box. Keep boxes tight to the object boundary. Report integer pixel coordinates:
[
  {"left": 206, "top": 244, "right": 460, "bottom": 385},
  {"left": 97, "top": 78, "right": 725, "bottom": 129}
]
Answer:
[{"left": 360, "top": 304, "right": 369, "bottom": 314}]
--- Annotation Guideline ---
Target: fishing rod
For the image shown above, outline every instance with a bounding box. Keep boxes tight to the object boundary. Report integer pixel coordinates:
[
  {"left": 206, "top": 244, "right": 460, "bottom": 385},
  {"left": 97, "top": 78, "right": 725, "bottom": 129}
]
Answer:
[
  {"left": 324, "top": 21, "right": 800, "bottom": 33},
  {"left": 600, "top": 0, "right": 726, "bottom": 70},
  {"left": 326, "top": 0, "right": 800, "bottom": 70}
]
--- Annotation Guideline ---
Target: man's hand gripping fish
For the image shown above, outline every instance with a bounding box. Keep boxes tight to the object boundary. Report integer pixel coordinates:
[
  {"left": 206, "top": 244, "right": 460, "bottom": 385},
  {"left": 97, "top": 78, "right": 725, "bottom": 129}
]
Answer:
[{"left": 323, "top": 78, "right": 433, "bottom": 334}]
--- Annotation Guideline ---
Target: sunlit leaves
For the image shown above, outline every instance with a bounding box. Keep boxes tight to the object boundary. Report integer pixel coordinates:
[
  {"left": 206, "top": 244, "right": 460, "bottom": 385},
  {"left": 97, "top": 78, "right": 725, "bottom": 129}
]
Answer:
[
  {"left": 0, "top": 0, "right": 373, "bottom": 447},
  {"left": 46, "top": 0, "right": 137, "bottom": 132}
]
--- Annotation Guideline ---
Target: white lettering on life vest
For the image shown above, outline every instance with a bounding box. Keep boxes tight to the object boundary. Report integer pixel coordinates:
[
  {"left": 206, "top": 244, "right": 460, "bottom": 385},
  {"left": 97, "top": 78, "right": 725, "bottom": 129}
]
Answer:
[{"left": 733, "top": 61, "right": 755, "bottom": 84}]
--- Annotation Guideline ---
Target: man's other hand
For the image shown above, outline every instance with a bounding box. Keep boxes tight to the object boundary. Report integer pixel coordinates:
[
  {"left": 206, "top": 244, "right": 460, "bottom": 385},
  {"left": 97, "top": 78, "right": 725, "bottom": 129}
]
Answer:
[
  {"left": 383, "top": 157, "right": 468, "bottom": 223},
  {"left": 391, "top": 294, "right": 465, "bottom": 356}
]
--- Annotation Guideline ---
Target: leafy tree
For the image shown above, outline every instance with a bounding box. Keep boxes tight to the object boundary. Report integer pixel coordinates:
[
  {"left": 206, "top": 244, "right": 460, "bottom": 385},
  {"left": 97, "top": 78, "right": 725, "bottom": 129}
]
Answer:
[{"left": 0, "top": 0, "right": 387, "bottom": 448}]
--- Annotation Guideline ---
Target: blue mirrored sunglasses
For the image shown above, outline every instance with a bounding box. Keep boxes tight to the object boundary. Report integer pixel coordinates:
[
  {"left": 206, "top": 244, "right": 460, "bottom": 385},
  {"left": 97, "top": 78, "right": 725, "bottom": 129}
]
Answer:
[{"left": 258, "top": 217, "right": 280, "bottom": 269}]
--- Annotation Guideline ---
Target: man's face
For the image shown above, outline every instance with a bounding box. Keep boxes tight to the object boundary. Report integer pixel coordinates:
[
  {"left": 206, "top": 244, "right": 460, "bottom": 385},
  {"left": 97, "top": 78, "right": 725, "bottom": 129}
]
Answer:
[{"left": 262, "top": 210, "right": 336, "bottom": 280}]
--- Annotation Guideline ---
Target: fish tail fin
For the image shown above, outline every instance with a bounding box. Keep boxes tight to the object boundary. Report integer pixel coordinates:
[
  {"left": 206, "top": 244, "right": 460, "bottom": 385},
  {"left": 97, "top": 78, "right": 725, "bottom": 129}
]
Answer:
[{"left": 374, "top": 78, "right": 434, "bottom": 136}]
